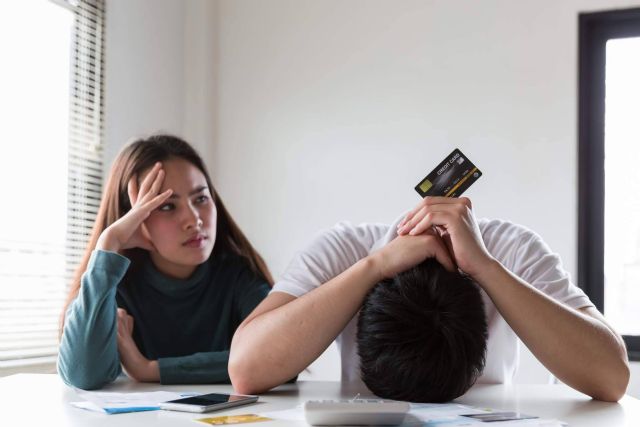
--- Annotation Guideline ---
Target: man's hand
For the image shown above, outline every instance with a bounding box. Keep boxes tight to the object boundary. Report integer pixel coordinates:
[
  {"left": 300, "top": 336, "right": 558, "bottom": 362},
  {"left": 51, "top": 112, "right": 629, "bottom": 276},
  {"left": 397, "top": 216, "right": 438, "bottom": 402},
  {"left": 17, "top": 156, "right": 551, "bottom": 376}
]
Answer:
[
  {"left": 396, "top": 196, "right": 495, "bottom": 280},
  {"left": 116, "top": 308, "right": 159, "bottom": 382},
  {"left": 370, "top": 229, "right": 456, "bottom": 279}
]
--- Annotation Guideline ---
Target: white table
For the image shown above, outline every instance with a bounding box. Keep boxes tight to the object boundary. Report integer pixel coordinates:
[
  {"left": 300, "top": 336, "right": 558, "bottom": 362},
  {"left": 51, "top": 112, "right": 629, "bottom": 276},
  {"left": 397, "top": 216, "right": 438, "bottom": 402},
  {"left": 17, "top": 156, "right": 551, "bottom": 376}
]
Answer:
[{"left": 1, "top": 374, "right": 639, "bottom": 426}]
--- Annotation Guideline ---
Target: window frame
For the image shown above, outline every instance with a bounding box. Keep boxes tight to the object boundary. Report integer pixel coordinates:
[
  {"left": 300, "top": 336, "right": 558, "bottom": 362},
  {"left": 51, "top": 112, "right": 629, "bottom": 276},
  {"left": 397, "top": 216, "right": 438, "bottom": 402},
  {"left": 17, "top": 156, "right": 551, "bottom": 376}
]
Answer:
[{"left": 578, "top": 7, "right": 640, "bottom": 361}]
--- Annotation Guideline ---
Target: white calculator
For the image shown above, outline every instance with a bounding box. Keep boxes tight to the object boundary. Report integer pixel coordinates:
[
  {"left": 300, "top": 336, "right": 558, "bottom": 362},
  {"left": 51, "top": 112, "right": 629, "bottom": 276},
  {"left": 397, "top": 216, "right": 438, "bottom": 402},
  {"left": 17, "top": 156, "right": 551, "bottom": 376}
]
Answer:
[{"left": 303, "top": 398, "right": 410, "bottom": 425}]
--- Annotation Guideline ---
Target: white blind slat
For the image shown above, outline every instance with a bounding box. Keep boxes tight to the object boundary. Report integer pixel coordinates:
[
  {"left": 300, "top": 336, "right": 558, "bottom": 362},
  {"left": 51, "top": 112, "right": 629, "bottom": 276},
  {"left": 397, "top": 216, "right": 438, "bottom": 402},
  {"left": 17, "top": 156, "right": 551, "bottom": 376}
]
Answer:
[
  {"left": 0, "top": 355, "right": 58, "bottom": 370},
  {"left": 0, "top": 348, "right": 59, "bottom": 361}
]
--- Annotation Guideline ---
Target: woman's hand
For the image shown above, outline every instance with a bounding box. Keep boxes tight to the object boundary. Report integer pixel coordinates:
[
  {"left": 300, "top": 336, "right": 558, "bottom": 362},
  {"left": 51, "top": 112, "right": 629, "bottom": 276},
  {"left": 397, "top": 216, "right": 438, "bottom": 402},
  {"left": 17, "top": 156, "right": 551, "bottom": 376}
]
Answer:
[
  {"left": 116, "top": 308, "right": 159, "bottom": 382},
  {"left": 396, "top": 196, "right": 495, "bottom": 279},
  {"left": 370, "top": 229, "right": 456, "bottom": 279},
  {"left": 96, "top": 162, "right": 173, "bottom": 253}
]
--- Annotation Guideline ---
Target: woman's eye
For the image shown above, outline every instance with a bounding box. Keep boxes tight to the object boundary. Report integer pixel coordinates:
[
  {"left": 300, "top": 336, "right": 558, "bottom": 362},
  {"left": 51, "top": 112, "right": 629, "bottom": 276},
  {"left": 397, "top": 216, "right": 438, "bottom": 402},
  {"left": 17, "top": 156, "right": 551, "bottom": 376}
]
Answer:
[
  {"left": 158, "top": 203, "right": 175, "bottom": 212},
  {"left": 195, "top": 195, "right": 209, "bottom": 204}
]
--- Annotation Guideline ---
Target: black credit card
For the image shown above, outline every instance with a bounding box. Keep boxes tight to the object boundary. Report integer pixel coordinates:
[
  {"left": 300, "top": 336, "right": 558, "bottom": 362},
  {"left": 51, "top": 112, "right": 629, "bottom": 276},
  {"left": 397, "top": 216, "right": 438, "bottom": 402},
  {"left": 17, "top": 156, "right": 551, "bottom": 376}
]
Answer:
[{"left": 414, "top": 148, "right": 482, "bottom": 198}]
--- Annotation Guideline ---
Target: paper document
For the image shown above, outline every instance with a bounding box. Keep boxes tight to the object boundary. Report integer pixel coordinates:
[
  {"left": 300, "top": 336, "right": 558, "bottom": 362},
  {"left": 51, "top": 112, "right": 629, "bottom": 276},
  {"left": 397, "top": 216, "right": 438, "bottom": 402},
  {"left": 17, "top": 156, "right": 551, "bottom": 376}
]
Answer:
[
  {"left": 405, "top": 403, "right": 565, "bottom": 426},
  {"left": 70, "top": 390, "right": 195, "bottom": 414},
  {"left": 258, "top": 406, "right": 306, "bottom": 421},
  {"left": 259, "top": 402, "right": 566, "bottom": 427}
]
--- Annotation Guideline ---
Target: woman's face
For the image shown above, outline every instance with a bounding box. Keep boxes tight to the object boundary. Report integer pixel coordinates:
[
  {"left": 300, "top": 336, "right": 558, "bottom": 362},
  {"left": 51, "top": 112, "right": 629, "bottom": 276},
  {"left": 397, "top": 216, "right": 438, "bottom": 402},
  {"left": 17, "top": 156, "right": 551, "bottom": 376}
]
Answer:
[{"left": 141, "top": 157, "right": 217, "bottom": 279}]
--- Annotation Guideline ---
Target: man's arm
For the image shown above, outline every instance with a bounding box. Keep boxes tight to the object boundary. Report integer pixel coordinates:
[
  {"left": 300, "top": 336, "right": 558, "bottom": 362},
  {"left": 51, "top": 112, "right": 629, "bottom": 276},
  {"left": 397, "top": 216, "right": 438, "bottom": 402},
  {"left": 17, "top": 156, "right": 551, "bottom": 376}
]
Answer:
[
  {"left": 229, "top": 230, "right": 455, "bottom": 394},
  {"left": 475, "top": 261, "right": 628, "bottom": 401},
  {"left": 398, "top": 196, "right": 630, "bottom": 402},
  {"left": 229, "top": 258, "right": 382, "bottom": 394}
]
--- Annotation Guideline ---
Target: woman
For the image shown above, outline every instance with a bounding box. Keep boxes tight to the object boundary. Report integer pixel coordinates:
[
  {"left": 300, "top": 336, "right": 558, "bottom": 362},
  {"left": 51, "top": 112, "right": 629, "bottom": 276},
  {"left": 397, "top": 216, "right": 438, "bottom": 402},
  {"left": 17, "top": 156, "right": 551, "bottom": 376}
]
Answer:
[{"left": 58, "top": 134, "right": 272, "bottom": 390}]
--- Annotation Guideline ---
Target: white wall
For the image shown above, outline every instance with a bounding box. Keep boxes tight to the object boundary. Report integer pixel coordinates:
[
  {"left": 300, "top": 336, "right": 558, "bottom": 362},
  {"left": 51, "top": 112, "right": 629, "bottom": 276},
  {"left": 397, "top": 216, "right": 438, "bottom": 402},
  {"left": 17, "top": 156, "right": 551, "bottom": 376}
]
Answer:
[
  {"left": 104, "top": 0, "right": 640, "bottom": 393},
  {"left": 103, "top": 0, "right": 186, "bottom": 172}
]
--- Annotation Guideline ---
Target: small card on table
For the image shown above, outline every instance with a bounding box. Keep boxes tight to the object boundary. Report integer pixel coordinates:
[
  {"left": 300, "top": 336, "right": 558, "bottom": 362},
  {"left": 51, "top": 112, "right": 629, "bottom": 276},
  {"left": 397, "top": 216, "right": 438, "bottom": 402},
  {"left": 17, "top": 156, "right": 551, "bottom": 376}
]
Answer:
[{"left": 195, "top": 414, "right": 271, "bottom": 425}]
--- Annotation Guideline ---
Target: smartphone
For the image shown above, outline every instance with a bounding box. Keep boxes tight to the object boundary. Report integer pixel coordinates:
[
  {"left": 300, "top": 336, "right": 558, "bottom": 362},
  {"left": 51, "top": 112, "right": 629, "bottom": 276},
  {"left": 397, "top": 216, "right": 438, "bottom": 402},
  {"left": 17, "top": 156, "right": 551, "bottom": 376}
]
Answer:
[{"left": 159, "top": 392, "right": 259, "bottom": 413}]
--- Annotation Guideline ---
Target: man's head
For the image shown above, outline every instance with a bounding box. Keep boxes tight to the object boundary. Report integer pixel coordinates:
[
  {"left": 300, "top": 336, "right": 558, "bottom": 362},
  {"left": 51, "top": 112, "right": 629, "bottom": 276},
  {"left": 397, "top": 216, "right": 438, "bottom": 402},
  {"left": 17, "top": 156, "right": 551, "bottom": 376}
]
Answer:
[{"left": 357, "top": 258, "right": 488, "bottom": 403}]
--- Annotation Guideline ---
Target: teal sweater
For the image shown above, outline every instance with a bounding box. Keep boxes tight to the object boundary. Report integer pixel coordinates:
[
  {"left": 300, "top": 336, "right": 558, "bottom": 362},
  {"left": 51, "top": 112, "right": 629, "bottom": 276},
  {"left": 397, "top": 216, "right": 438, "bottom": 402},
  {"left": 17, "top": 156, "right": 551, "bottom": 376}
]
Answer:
[{"left": 57, "top": 250, "right": 270, "bottom": 390}]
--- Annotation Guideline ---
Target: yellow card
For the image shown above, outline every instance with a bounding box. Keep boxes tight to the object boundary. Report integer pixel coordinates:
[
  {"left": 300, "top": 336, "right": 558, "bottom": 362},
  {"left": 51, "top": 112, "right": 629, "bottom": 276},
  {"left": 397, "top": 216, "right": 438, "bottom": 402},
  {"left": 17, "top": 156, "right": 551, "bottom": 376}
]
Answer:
[{"left": 195, "top": 414, "right": 271, "bottom": 425}]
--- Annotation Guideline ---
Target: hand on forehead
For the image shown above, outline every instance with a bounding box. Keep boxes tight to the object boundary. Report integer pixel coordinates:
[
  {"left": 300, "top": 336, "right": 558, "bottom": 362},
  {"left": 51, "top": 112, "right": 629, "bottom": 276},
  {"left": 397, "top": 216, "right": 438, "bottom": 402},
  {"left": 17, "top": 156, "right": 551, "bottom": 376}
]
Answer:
[{"left": 139, "top": 158, "right": 208, "bottom": 195}]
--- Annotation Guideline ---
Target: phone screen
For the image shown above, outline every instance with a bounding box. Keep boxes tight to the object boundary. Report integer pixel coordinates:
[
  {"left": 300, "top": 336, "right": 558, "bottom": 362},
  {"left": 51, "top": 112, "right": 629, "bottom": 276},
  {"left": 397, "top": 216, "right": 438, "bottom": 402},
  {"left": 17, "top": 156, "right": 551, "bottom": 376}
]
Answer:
[{"left": 167, "top": 393, "right": 251, "bottom": 406}]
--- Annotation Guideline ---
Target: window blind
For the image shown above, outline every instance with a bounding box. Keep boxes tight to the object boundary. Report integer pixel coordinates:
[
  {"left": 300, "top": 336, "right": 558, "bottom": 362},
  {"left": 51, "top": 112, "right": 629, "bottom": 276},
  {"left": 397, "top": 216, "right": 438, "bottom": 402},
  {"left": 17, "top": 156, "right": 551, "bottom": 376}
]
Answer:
[
  {"left": 65, "top": 0, "right": 105, "bottom": 284},
  {"left": 0, "top": 0, "right": 105, "bottom": 375}
]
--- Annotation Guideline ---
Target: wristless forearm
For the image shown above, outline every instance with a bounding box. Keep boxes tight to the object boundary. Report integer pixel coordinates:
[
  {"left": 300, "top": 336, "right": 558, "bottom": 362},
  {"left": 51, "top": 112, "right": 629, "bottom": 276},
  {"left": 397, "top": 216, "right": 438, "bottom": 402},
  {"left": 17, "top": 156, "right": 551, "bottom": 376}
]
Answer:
[
  {"left": 230, "top": 257, "right": 382, "bottom": 393},
  {"left": 475, "top": 262, "right": 628, "bottom": 400}
]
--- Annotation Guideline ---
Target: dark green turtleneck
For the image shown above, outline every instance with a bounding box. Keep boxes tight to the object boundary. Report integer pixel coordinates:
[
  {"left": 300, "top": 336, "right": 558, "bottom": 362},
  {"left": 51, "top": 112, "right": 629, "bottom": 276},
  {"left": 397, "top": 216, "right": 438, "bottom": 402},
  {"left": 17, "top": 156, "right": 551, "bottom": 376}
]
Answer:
[{"left": 58, "top": 249, "right": 270, "bottom": 390}]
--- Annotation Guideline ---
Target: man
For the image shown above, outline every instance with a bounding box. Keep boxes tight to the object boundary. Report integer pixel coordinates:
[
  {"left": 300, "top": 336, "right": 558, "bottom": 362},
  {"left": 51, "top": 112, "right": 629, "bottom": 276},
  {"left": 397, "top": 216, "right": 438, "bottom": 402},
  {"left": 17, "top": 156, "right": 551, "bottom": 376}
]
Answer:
[{"left": 229, "top": 197, "right": 629, "bottom": 401}]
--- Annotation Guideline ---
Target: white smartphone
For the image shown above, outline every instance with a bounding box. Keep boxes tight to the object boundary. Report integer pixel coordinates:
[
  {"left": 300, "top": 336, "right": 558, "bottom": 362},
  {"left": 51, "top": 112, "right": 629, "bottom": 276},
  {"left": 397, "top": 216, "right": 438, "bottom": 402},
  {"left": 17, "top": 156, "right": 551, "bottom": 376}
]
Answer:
[{"left": 159, "top": 392, "right": 259, "bottom": 413}]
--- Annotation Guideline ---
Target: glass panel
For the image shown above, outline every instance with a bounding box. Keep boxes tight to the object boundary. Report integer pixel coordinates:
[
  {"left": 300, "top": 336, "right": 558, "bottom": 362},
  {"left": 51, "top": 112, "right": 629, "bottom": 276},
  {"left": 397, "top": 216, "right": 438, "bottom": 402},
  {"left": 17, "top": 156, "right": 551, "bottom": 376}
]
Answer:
[
  {"left": 0, "top": 1, "right": 73, "bottom": 366},
  {"left": 604, "top": 37, "right": 640, "bottom": 335}
]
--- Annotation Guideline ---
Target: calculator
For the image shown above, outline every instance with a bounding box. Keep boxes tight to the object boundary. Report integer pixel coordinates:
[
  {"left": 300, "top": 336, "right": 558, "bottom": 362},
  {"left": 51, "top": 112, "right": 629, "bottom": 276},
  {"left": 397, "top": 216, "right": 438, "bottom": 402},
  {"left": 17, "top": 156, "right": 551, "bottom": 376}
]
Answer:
[{"left": 303, "top": 399, "right": 410, "bottom": 425}]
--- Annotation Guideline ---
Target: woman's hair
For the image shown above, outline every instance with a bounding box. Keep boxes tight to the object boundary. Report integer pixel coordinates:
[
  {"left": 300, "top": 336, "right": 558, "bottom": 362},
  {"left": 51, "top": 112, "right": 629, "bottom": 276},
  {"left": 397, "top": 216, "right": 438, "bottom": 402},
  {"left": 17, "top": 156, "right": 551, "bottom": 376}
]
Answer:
[
  {"left": 357, "top": 258, "right": 487, "bottom": 403},
  {"left": 60, "top": 134, "right": 273, "bottom": 329}
]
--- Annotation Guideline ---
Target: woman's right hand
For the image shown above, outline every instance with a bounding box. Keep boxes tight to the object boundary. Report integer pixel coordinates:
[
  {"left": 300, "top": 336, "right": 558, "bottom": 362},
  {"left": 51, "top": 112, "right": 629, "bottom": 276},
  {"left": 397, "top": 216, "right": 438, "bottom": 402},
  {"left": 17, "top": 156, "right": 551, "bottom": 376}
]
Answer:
[
  {"left": 96, "top": 162, "right": 173, "bottom": 253},
  {"left": 369, "top": 229, "right": 456, "bottom": 279}
]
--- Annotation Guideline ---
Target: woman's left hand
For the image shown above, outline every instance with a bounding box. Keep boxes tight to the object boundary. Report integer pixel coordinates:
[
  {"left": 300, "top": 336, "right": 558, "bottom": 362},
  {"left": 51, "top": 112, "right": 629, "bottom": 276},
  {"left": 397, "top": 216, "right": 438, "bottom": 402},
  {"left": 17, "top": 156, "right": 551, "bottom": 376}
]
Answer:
[
  {"left": 396, "top": 196, "right": 495, "bottom": 280},
  {"left": 116, "top": 308, "right": 159, "bottom": 382}
]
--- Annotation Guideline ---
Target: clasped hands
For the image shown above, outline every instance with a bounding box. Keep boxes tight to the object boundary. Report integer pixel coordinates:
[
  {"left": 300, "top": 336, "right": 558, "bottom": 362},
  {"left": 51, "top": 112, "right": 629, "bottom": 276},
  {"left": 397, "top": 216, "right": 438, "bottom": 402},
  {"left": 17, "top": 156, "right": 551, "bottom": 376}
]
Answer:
[{"left": 372, "top": 196, "right": 496, "bottom": 281}]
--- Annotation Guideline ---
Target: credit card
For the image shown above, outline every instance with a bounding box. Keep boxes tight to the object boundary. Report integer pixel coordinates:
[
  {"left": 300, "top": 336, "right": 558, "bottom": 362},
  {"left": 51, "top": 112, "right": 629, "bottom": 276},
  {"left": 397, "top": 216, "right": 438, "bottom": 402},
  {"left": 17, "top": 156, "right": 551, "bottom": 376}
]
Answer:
[
  {"left": 195, "top": 414, "right": 271, "bottom": 425},
  {"left": 460, "top": 411, "right": 538, "bottom": 422},
  {"left": 414, "top": 148, "right": 482, "bottom": 198}
]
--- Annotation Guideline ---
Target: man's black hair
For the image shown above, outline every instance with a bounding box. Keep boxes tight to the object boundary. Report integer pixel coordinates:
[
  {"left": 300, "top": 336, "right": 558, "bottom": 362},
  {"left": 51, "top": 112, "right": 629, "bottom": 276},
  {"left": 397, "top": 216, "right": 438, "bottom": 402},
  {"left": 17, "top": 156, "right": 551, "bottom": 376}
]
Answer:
[{"left": 357, "top": 258, "right": 488, "bottom": 403}]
